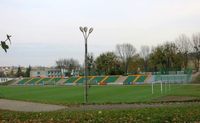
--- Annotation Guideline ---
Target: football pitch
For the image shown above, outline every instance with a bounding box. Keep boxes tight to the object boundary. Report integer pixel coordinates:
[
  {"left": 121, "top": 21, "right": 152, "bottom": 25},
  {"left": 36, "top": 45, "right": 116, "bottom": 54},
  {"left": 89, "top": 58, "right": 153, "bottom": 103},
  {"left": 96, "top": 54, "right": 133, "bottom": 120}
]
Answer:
[{"left": 0, "top": 84, "right": 199, "bottom": 105}]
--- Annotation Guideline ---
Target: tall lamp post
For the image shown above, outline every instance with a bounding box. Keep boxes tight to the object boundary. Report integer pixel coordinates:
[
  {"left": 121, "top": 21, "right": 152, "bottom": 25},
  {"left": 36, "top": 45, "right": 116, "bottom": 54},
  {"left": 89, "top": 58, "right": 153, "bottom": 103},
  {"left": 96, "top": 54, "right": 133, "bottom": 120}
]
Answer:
[{"left": 79, "top": 26, "right": 93, "bottom": 103}]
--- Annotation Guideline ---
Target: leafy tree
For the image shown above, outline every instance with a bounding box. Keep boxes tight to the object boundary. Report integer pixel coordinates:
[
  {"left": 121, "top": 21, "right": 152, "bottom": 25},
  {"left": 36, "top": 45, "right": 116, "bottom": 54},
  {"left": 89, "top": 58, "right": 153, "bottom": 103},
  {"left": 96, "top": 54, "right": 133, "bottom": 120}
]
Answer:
[
  {"left": 16, "top": 66, "right": 24, "bottom": 77},
  {"left": 87, "top": 53, "right": 95, "bottom": 76},
  {"left": 95, "top": 52, "right": 122, "bottom": 75},
  {"left": 191, "top": 33, "right": 200, "bottom": 72},
  {"left": 24, "top": 66, "right": 31, "bottom": 77},
  {"left": 149, "top": 42, "right": 182, "bottom": 73}
]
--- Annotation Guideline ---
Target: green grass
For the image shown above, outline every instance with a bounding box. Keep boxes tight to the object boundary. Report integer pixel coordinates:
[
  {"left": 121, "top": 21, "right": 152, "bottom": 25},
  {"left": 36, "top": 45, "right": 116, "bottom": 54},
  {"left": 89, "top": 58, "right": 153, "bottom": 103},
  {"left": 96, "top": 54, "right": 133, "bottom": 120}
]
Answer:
[
  {"left": 0, "top": 105, "right": 200, "bottom": 122},
  {"left": 0, "top": 84, "right": 200, "bottom": 105}
]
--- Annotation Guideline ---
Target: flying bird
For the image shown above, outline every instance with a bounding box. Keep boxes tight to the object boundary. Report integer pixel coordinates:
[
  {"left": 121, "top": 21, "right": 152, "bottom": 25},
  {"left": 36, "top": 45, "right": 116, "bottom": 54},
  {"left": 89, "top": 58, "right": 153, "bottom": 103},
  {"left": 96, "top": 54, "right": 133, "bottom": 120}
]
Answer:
[
  {"left": 1, "top": 41, "right": 9, "bottom": 52},
  {"left": 6, "top": 34, "right": 11, "bottom": 44}
]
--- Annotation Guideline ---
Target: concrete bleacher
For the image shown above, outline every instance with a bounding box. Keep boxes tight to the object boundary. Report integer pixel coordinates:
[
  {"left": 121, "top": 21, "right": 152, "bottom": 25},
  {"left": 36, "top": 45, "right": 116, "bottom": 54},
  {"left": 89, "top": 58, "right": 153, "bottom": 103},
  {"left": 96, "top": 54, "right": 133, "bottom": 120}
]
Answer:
[
  {"left": 18, "top": 78, "right": 30, "bottom": 85},
  {"left": 37, "top": 78, "right": 51, "bottom": 85},
  {"left": 89, "top": 76, "right": 105, "bottom": 85},
  {"left": 15, "top": 75, "right": 150, "bottom": 86},
  {"left": 123, "top": 75, "right": 137, "bottom": 85},
  {"left": 65, "top": 77, "right": 79, "bottom": 84},
  {"left": 104, "top": 76, "right": 119, "bottom": 83},
  {"left": 135, "top": 75, "right": 147, "bottom": 83},
  {"left": 27, "top": 78, "right": 41, "bottom": 85}
]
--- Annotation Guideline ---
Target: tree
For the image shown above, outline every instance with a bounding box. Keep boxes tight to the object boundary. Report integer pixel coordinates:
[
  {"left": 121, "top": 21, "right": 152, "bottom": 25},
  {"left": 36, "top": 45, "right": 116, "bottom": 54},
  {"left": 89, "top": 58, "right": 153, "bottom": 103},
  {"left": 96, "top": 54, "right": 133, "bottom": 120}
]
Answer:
[
  {"left": 8, "top": 68, "right": 15, "bottom": 77},
  {"left": 95, "top": 52, "right": 122, "bottom": 75},
  {"left": 116, "top": 43, "right": 136, "bottom": 75},
  {"left": 191, "top": 33, "right": 200, "bottom": 72},
  {"left": 24, "top": 66, "right": 31, "bottom": 77},
  {"left": 87, "top": 53, "right": 95, "bottom": 76},
  {"left": 55, "top": 58, "right": 80, "bottom": 76},
  {"left": 149, "top": 42, "right": 182, "bottom": 73},
  {"left": 140, "top": 45, "right": 150, "bottom": 72},
  {"left": 175, "top": 34, "right": 192, "bottom": 69},
  {"left": 16, "top": 66, "right": 24, "bottom": 77}
]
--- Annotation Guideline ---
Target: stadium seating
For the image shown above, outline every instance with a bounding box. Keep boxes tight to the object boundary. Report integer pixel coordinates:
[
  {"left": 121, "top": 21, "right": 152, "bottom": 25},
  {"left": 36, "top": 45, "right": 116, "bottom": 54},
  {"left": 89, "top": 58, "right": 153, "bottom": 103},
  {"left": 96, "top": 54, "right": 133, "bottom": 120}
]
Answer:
[
  {"left": 76, "top": 77, "right": 93, "bottom": 84},
  {"left": 104, "top": 76, "right": 119, "bottom": 83},
  {"left": 89, "top": 76, "right": 105, "bottom": 85},
  {"left": 123, "top": 76, "right": 137, "bottom": 85},
  {"left": 27, "top": 78, "right": 41, "bottom": 85},
  {"left": 65, "top": 77, "right": 79, "bottom": 84},
  {"left": 18, "top": 78, "right": 31, "bottom": 84},
  {"left": 50, "top": 78, "right": 61, "bottom": 83},
  {"left": 37, "top": 78, "right": 51, "bottom": 85},
  {"left": 135, "top": 75, "right": 147, "bottom": 82}
]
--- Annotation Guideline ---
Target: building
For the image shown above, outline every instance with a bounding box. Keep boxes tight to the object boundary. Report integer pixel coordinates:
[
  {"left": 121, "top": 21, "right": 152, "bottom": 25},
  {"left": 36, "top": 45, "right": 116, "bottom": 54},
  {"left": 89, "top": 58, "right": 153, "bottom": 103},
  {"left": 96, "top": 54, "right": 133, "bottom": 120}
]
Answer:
[{"left": 30, "top": 67, "right": 80, "bottom": 78}]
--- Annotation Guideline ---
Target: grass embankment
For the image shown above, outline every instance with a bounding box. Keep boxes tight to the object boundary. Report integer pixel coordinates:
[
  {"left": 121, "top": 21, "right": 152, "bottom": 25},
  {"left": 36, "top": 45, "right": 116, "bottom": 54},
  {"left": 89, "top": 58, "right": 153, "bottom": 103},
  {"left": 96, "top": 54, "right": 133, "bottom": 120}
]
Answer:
[
  {"left": 0, "top": 105, "right": 200, "bottom": 122},
  {"left": 0, "top": 84, "right": 200, "bottom": 105}
]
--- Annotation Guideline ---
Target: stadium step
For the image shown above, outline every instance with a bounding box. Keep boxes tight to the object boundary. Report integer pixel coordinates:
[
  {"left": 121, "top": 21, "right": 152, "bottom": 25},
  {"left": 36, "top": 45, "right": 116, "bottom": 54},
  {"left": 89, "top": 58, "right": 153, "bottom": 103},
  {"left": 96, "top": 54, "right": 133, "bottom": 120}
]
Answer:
[
  {"left": 115, "top": 76, "right": 127, "bottom": 85},
  {"left": 100, "top": 76, "right": 109, "bottom": 83},
  {"left": 144, "top": 75, "right": 151, "bottom": 83},
  {"left": 74, "top": 77, "right": 82, "bottom": 83},
  {"left": 133, "top": 75, "right": 141, "bottom": 82},
  {"left": 57, "top": 79, "right": 66, "bottom": 85},
  {"left": 25, "top": 78, "right": 34, "bottom": 85}
]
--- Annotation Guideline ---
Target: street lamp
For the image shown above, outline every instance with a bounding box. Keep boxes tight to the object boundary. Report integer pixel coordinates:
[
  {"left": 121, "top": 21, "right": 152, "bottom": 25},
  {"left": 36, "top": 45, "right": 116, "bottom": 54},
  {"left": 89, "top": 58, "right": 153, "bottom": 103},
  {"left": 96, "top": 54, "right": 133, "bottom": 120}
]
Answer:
[{"left": 79, "top": 26, "right": 93, "bottom": 103}]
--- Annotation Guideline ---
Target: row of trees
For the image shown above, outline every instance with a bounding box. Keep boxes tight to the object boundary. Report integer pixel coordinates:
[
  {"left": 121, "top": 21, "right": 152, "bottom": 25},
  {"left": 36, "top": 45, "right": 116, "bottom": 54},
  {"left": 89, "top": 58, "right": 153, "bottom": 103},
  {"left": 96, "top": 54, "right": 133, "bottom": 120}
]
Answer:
[
  {"left": 56, "top": 33, "right": 200, "bottom": 75},
  {"left": 0, "top": 66, "right": 31, "bottom": 77}
]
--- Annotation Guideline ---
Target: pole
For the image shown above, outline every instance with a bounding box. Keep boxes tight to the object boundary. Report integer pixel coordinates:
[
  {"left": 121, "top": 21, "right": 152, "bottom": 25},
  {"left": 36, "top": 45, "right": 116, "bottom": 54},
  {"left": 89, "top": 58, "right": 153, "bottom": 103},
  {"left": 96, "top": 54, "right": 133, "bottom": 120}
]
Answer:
[
  {"left": 80, "top": 26, "right": 93, "bottom": 104},
  {"left": 84, "top": 37, "right": 88, "bottom": 103},
  {"left": 152, "top": 81, "right": 154, "bottom": 94}
]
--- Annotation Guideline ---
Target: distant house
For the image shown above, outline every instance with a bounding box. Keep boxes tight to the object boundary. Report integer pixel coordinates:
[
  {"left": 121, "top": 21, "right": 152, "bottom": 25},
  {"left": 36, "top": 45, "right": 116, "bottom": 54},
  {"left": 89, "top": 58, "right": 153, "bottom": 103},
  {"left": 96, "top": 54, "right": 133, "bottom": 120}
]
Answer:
[{"left": 30, "top": 67, "right": 80, "bottom": 78}]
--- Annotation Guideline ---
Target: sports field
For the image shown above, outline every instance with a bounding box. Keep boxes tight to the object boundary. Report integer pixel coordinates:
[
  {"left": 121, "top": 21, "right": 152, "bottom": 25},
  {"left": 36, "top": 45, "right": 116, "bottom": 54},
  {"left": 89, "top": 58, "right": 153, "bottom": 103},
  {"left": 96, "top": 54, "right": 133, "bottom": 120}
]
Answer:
[{"left": 0, "top": 84, "right": 199, "bottom": 105}]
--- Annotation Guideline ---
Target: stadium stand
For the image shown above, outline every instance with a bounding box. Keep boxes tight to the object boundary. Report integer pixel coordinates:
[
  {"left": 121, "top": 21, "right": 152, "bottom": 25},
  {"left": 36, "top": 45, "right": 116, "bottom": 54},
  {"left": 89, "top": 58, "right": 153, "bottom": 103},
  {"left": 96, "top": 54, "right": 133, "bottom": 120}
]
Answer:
[
  {"left": 27, "top": 78, "right": 41, "bottom": 85},
  {"left": 89, "top": 76, "right": 105, "bottom": 85},
  {"left": 37, "top": 78, "right": 51, "bottom": 85},
  {"left": 76, "top": 77, "right": 93, "bottom": 84},
  {"left": 65, "top": 77, "right": 79, "bottom": 84},
  {"left": 18, "top": 78, "right": 31, "bottom": 85},
  {"left": 104, "top": 76, "right": 119, "bottom": 83},
  {"left": 135, "top": 75, "right": 147, "bottom": 83},
  {"left": 123, "top": 75, "right": 137, "bottom": 85}
]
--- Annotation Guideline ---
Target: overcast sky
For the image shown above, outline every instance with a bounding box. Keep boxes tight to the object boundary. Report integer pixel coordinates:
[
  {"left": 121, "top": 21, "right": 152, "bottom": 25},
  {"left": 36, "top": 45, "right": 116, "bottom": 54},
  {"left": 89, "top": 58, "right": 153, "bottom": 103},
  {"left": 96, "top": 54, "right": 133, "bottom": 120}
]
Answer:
[{"left": 0, "top": 0, "right": 200, "bottom": 67}]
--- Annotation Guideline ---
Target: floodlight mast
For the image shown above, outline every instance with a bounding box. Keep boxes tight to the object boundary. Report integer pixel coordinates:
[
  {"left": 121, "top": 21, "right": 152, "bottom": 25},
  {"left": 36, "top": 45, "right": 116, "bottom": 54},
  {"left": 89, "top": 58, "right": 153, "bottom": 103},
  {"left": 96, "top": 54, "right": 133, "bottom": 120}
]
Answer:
[{"left": 79, "top": 26, "right": 93, "bottom": 104}]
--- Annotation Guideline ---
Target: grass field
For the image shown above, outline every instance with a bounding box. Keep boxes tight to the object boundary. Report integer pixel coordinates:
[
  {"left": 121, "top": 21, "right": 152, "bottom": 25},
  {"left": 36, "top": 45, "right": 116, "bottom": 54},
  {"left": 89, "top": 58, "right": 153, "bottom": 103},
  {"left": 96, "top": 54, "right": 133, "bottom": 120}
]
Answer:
[{"left": 0, "top": 84, "right": 200, "bottom": 105}]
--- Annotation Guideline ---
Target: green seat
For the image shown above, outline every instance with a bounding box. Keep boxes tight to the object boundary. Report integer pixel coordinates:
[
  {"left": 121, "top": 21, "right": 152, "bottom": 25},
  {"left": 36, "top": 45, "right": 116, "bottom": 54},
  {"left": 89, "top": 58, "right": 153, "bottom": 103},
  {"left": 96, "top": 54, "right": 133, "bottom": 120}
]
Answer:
[
  {"left": 124, "top": 76, "right": 137, "bottom": 84},
  {"left": 37, "top": 78, "right": 51, "bottom": 85},
  {"left": 65, "top": 77, "right": 79, "bottom": 83},
  {"left": 77, "top": 77, "right": 92, "bottom": 84},
  {"left": 89, "top": 76, "right": 105, "bottom": 85},
  {"left": 18, "top": 78, "right": 30, "bottom": 84},
  {"left": 104, "top": 76, "right": 119, "bottom": 83},
  {"left": 27, "top": 78, "right": 41, "bottom": 84},
  {"left": 135, "top": 76, "right": 147, "bottom": 82},
  {"left": 50, "top": 78, "right": 61, "bottom": 83}
]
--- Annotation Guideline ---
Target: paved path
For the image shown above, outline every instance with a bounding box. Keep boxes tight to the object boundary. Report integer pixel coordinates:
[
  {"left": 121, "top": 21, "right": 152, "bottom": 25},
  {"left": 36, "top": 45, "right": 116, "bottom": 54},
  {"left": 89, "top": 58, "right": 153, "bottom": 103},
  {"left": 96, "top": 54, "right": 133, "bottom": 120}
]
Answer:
[
  {"left": 0, "top": 99, "right": 66, "bottom": 112},
  {"left": 0, "top": 99, "right": 200, "bottom": 112}
]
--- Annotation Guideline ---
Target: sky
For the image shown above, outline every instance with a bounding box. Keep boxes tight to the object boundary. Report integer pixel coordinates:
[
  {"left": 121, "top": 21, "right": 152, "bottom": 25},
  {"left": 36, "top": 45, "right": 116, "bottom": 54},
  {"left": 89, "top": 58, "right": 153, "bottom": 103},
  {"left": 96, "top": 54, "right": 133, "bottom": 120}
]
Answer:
[{"left": 0, "top": 0, "right": 200, "bottom": 67}]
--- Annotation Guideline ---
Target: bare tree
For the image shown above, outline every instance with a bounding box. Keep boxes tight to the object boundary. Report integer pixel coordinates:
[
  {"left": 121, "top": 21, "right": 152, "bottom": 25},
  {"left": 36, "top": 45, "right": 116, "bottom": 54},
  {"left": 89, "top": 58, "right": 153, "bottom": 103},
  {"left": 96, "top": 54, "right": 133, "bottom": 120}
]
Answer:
[
  {"left": 116, "top": 43, "right": 136, "bottom": 75},
  {"left": 55, "top": 58, "right": 80, "bottom": 76},
  {"left": 191, "top": 33, "right": 200, "bottom": 72},
  {"left": 175, "top": 34, "right": 192, "bottom": 69},
  {"left": 140, "top": 45, "right": 150, "bottom": 72}
]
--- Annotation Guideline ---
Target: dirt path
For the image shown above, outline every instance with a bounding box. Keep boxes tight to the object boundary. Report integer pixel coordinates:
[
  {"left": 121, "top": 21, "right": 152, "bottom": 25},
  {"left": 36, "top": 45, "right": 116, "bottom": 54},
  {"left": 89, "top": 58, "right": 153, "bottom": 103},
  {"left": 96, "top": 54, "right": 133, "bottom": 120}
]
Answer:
[
  {"left": 0, "top": 99, "right": 200, "bottom": 112},
  {"left": 0, "top": 99, "right": 66, "bottom": 112}
]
